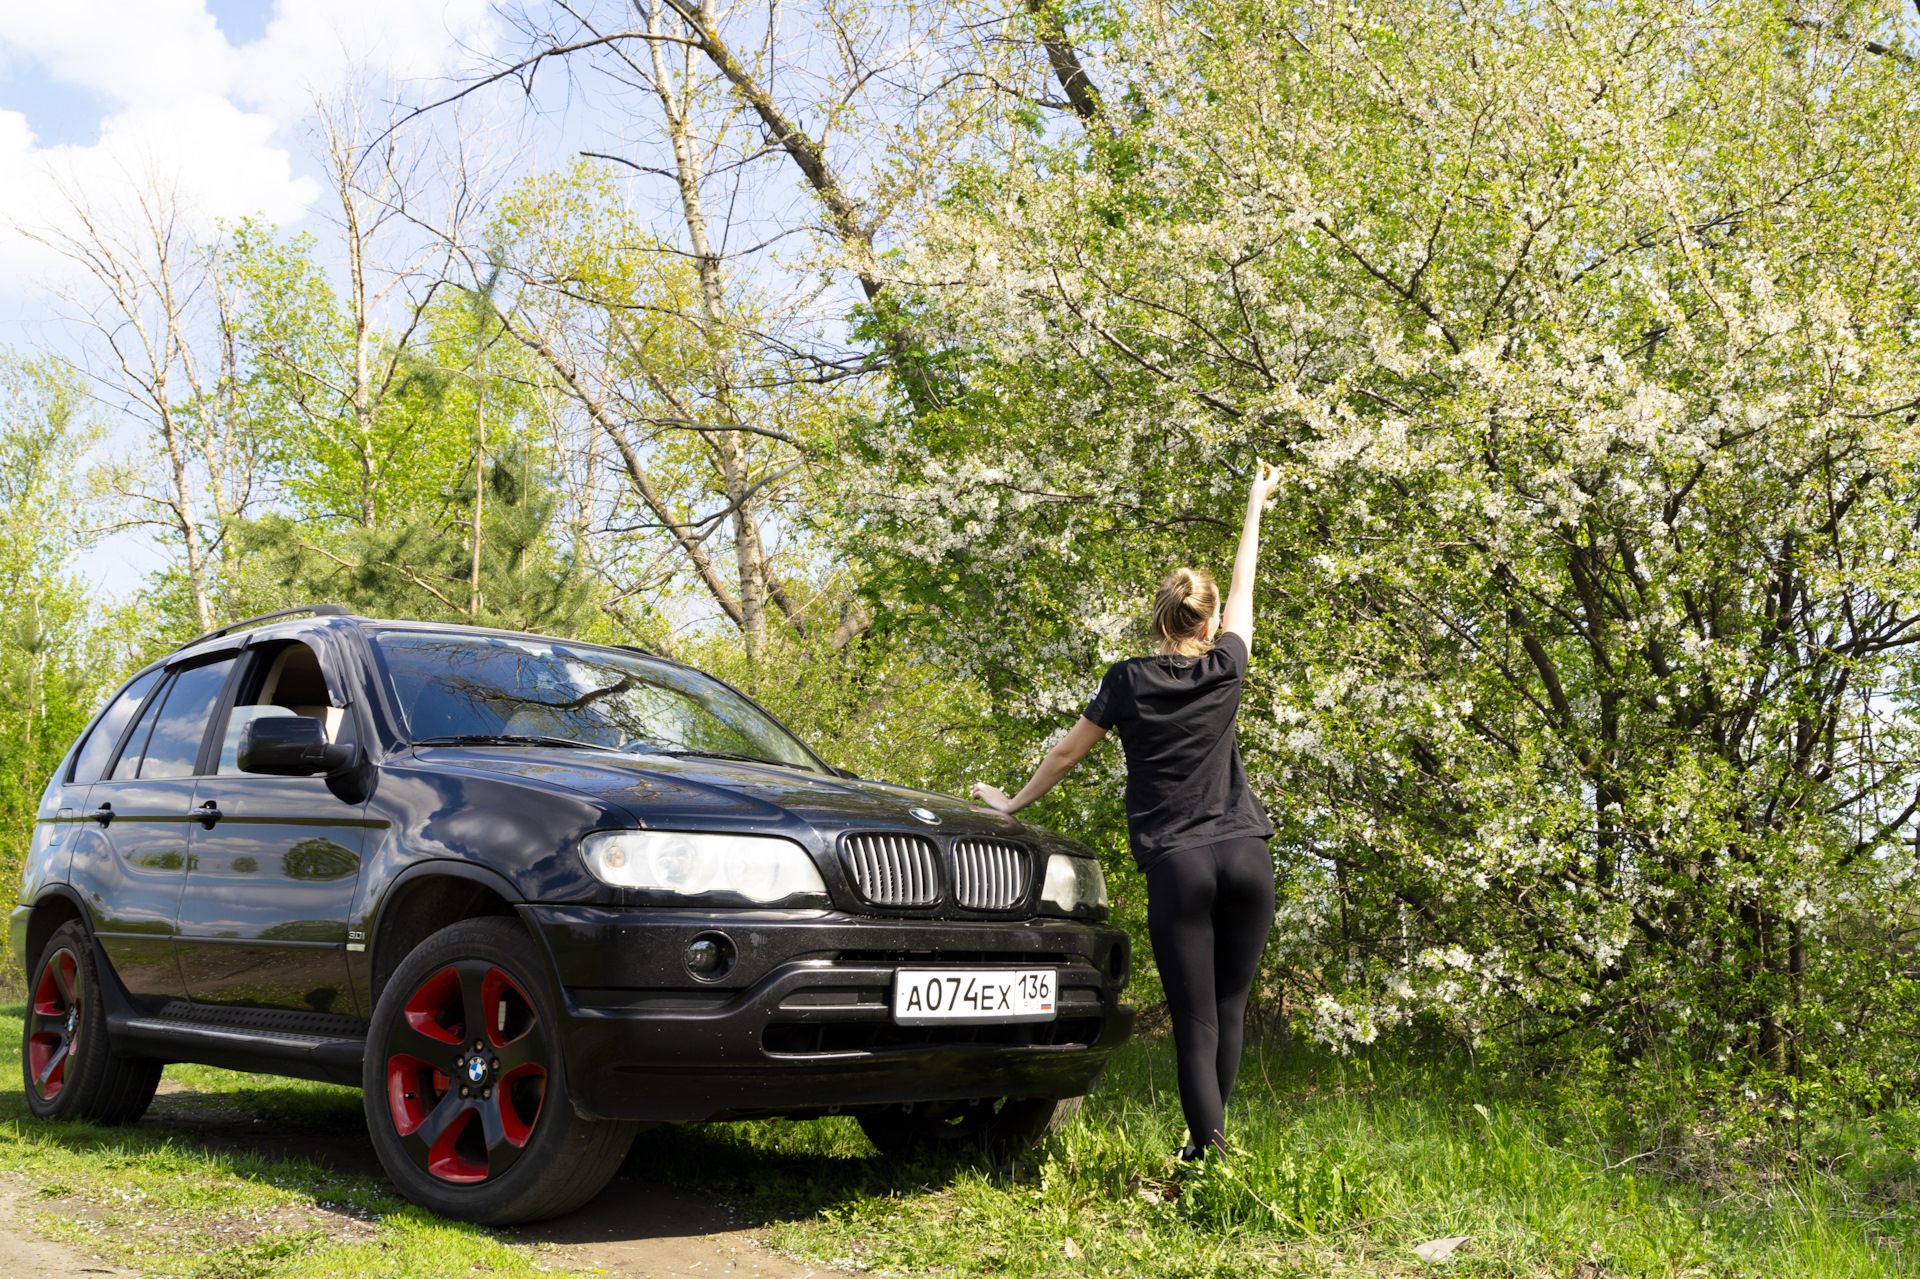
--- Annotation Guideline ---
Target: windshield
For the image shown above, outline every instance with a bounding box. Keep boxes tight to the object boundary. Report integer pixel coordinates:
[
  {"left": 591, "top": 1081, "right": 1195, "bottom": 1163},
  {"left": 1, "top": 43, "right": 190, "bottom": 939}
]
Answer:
[{"left": 371, "top": 630, "right": 823, "bottom": 773}]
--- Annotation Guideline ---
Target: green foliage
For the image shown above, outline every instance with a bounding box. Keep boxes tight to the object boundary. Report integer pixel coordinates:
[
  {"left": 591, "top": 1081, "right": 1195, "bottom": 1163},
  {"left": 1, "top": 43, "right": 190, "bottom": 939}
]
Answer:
[
  {"left": 222, "top": 220, "right": 478, "bottom": 529},
  {"left": 490, "top": 158, "right": 868, "bottom": 668},
  {"left": 231, "top": 445, "right": 597, "bottom": 635},
  {"left": 0, "top": 353, "right": 123, "bottom": 973},
  {"left": 858, "top": 0, "right": 1920, "bottom": 1094}
]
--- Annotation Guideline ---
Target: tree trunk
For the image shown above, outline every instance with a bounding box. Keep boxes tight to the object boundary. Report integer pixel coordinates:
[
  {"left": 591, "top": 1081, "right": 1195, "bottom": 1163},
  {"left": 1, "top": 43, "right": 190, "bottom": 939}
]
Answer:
[
  {"left": 470, "top": 354, "right": 486, "bottom": 616},
  {"left": 1025, "top": 0, "right": 1103, "bottom": 123},
  {"left": 649, "top": 2, "right": 774, "bottom": 655}
]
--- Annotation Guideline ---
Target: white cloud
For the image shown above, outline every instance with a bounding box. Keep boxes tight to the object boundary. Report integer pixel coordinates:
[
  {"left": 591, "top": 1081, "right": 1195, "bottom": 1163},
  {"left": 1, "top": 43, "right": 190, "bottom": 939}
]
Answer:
[
  {"left": 240, "top": 0, "right": 498, "bottom": 114},
  {"left": 0, "top": 0, "right": 499, "bottom": 296},
  {"left": 0, "top": 1, "right": 234, "bottom": 107}
]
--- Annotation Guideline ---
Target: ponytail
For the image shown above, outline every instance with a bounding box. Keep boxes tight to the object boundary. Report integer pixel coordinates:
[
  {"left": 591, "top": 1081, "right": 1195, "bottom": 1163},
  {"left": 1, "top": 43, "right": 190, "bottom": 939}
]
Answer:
[{"left": 1151, "top": 567, "right": 1220, "bottom": 657}]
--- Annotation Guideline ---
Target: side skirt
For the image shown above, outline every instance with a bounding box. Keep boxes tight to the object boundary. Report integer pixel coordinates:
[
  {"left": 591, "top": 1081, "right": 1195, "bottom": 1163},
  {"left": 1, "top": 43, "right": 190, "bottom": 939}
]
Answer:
[
  {"left": 106, "top": 1011, "right": 365, "bottom": 1087},
  {"left": 85, "top": 944, "right": 369, "bottom": 1087}
]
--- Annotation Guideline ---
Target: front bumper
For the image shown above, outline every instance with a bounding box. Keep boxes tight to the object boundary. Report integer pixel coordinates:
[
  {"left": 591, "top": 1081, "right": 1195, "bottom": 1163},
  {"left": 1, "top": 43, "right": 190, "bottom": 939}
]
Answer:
[{"left": 524, "top": 905, "right": 1134, "bottom": 1123}]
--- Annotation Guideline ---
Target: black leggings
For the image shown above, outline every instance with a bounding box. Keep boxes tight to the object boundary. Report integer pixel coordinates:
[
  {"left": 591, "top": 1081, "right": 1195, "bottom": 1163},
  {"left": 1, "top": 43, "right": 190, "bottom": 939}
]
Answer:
[{"left": 1145, "top": 836, "right": 1276, "bottom": 1154}]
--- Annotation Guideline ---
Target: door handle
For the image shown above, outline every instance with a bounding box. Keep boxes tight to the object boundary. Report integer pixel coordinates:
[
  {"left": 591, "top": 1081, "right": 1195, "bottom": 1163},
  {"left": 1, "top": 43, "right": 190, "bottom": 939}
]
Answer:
[
  {"left": 88, "top": 803, "right": 113, "bottom": 826},
  {"left": 192, "top": 800, "right": 222, "bottom": 829}
]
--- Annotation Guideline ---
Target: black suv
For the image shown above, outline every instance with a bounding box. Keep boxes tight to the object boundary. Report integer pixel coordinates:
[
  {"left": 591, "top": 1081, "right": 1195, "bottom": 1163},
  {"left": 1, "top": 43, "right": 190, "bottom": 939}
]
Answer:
[{"left": 12, "top": 607, "right": 1132, "bottom": 1223}]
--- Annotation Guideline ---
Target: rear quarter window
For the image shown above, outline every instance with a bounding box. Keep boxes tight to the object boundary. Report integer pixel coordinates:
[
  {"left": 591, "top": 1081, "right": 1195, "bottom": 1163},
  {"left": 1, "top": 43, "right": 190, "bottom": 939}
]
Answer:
[{"left": 69, "top": 669, "right": 163, "bottom": 785}]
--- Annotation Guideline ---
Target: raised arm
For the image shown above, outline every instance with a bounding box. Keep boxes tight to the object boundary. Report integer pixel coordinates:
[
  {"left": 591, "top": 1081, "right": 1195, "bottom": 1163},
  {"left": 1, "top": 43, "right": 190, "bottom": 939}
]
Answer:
[
  {"left": 1222, "top": 460, "right": 1282, "bottom": 650},
  {"left": 970, "top": 716, "right": 1108, "bottom": 815}
]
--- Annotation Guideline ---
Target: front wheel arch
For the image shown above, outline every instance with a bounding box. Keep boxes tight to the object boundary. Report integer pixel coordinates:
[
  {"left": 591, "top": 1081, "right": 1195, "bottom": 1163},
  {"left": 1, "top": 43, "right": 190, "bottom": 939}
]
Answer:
[{"left": 367, "top": 863, "right": 523, "bottom": 1006}]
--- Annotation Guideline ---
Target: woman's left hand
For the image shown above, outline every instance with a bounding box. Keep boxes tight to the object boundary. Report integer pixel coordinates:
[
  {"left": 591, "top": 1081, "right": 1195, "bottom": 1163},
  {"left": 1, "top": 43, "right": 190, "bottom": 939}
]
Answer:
[
  {"left": 970, "top": 782, "right": 1014, "bottom": 813},
  {"left": 1249, "top": 458, "right": 1282, "bottom": 506}
]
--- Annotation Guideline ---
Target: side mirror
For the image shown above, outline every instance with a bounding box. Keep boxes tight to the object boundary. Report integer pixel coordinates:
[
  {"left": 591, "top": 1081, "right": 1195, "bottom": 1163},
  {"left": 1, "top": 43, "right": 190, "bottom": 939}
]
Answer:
[{"left": 237, "top": 716, "right": 359, "bottom": 777}]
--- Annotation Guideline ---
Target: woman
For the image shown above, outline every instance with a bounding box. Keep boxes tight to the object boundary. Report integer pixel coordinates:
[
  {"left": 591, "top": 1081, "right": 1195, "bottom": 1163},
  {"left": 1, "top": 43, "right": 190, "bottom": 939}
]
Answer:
[{"left": 971, "top": 462, "right": 1281, "bottom": 1159}]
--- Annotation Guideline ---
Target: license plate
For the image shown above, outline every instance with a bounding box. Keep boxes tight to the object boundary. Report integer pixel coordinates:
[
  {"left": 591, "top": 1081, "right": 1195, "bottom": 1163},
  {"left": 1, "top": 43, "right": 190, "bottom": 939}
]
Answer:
[{"left": 892, "top": 968, "right": 1056, "bottom": 1025}]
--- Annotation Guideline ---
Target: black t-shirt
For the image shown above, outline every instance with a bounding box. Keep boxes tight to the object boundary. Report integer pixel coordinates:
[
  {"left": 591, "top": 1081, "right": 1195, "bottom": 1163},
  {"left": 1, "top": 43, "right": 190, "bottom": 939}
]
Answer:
[{"left": 1084, "top": 632, "right": 1273, "bottom": 871}]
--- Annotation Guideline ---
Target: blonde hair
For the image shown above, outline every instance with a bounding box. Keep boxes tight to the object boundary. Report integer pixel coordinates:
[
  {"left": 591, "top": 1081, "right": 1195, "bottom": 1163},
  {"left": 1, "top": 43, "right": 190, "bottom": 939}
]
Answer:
[{"left": 1151, "top": 567, "right": 1219, "bottom": 656}]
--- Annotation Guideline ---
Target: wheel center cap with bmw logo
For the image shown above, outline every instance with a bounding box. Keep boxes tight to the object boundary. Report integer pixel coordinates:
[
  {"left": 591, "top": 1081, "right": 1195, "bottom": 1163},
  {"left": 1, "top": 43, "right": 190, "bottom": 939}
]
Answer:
[
  {"left": 466, "top": 1057, "right": 488, "bottom": 1085},
  {"left": 908, "top": 806, "right": 940, "bottom": 825}
]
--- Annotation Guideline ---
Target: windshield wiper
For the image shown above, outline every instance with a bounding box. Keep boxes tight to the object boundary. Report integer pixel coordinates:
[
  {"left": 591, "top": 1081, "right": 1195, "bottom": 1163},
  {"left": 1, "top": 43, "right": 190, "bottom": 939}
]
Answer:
[
  {"left": 415, "top": 736, "right": 817, "bottom": 772},
  {"left": 660, "top": 748, "right": 810, "bottom": 771},
  {"left": 414, "top": 734, "right": 623, "bottom": 752}
]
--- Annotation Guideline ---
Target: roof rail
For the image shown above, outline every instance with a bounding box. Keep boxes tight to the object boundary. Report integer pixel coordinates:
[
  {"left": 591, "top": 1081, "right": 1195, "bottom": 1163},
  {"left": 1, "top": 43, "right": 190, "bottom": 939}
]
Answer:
[{"left": 172, "top": 604, "right": 354, "bottom": 654}]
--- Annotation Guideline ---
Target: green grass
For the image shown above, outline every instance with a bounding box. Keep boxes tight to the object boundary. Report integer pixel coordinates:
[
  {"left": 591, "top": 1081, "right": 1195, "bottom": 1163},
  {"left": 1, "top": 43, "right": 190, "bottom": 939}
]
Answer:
[
  {"left": 626, "top": 1036, "right": 1920, "bottom": 1277},
  {"left": 0, "top": 1003, "right": 564, "bottom": 1277},
  {"left": 3, "top": 997, "right": 1919, "bottom": 1277}
]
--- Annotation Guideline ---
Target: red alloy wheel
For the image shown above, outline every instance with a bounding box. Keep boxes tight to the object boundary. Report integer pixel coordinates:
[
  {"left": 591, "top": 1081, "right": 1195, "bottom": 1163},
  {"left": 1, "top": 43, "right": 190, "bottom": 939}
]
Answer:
[
  {"left": 27, "top": 947, "right": 82, "bottom": 1101},
  {"left": 384, "top": 961, "right": 549, "bottom": 1184}
]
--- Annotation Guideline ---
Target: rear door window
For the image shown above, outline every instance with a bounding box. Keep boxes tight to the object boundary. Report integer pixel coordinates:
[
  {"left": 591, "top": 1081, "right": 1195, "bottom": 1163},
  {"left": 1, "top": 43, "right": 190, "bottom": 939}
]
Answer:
[
  {"left": 69, "top": 669, "right": 163, "bottom": 784},
  {"left": 133, "top": 659, "right": 238, "bottom": 779}
]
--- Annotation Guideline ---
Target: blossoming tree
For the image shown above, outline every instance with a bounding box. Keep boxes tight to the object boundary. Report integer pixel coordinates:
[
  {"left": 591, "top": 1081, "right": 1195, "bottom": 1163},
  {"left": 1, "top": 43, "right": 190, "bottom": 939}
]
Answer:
[{"left": 862, "top": 0, "right": 1920, "bottom": 1078}]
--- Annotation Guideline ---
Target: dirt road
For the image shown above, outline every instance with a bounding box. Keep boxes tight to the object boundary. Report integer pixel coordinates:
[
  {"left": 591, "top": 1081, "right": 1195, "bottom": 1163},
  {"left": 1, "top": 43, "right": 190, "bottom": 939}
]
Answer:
[
  {"left": 505, "top": 1179, "right": 849, "bottom": 1279},
  {"left": 0, "top": 1176, "right": 135, "bottom": 1278},
  {"left": 1, "top": 1079, "right": 854, "bottom": 1279}
]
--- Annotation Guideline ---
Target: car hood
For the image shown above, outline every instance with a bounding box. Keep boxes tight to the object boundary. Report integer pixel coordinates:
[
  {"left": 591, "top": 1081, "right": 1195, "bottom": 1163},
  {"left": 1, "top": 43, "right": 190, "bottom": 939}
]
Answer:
[{"left": 414, "top": 746, "right": 1089, "bottom": 853}]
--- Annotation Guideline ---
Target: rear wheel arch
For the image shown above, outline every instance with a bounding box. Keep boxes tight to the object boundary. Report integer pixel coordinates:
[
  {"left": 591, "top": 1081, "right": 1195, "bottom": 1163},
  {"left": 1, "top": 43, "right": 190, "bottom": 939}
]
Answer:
[
  {"left": 369, "top": 865, "right": 524, "bottom": 1007},
  {"left": 25, "top": 888, "right": 89, "bottom": 977}
]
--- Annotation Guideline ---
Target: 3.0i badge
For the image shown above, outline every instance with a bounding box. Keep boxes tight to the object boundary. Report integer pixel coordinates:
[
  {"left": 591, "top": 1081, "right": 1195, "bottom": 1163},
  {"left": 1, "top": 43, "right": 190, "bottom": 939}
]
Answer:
[{"left": 908, "top": 806, "right": 941, "bottom": 826}]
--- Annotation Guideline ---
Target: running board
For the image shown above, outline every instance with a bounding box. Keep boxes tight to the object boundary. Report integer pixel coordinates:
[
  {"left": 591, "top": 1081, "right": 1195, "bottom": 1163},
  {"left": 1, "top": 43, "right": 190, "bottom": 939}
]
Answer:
[{"left": 109, "top": 1013, "right": 366, "bottom": 1087}]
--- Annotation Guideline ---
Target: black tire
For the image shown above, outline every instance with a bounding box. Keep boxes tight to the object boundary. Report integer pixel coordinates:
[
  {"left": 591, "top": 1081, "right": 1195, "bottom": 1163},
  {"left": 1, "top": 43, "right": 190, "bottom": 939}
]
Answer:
[
  {"left": 22, "top": 920, "right": 162, "bottom": 1125},
  {"left": 858, "top": 1095, "right": 1082, "bottom": 1159},
  {"left": 362, "top": 917, "right": 639, "bottom": 1225}
]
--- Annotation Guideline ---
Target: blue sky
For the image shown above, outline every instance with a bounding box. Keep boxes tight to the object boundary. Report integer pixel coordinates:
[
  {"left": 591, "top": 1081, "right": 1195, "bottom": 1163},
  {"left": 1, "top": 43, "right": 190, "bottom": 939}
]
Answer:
[
  {"left": 0, "top": 1, "right": 502, "bottom": 309},
  {"left": 0, "top": 4, "right": 273, "bottom": 149},
  {"left": 0, "top": 1, "right": 507, "bottom": 596}
]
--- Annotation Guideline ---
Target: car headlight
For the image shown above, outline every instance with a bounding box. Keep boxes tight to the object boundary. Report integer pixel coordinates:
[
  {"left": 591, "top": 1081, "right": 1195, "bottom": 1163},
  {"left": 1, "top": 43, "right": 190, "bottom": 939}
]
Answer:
[
  {"left": 581, "top": 830, "right": 826, "bottom": 903},
  {"left": 1040, "top": 853, "right": 1108, "bottom": 915}
]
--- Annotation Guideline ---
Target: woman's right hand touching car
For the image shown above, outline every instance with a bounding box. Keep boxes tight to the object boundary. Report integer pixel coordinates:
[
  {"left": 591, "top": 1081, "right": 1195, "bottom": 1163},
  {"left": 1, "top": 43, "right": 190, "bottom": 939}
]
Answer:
[{"left": 970, "top": 718, "right": 1109, "bottom": 817}]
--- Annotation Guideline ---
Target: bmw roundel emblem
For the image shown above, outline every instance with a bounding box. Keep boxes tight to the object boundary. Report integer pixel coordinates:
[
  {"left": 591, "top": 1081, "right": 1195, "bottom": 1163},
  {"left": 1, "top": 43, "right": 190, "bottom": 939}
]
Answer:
[
  {"left": 908, "top": 806, "right": 941, "bottom": 826},
  {"left": 466, "top": 1058, "right": 488, "bottom": 1084}
]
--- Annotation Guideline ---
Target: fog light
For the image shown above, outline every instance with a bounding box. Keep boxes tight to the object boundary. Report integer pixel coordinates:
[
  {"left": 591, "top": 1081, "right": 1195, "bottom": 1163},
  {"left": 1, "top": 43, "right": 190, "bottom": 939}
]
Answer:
[{"left": 685, "top": 932, "right": 735, "bottom": 981}]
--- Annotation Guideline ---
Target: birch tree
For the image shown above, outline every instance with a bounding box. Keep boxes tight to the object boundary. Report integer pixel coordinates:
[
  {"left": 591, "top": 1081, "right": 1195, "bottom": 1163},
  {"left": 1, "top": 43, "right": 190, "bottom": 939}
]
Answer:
[
  {"left": 231, "top": 89, "right": 504, "bottom": 533},
  {"left": 27, "top": 176, "right": 265, "bottom": 630},
  {"left": 470, "top": 0, "right": 1005, "bottom": 656},
  {"left": 491, "top": 160, "right": 851, "bottom": 657}
]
